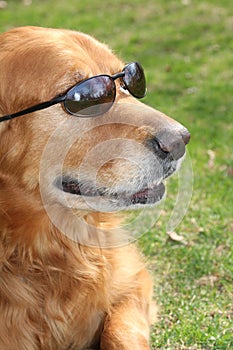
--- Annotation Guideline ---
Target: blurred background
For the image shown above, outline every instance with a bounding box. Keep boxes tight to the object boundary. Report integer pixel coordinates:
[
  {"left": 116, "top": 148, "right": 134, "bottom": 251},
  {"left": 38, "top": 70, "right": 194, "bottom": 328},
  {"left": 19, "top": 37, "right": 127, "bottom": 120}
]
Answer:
[{"left": 0, "top": 1, "right": 232, "bottom": 349}]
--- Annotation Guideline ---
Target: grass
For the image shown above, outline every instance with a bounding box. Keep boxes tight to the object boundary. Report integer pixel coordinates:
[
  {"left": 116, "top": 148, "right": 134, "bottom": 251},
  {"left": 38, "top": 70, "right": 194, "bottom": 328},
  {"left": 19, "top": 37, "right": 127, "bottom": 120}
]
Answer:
[{"left": 0, "top": 0, "right": 232, "bottom": 349}]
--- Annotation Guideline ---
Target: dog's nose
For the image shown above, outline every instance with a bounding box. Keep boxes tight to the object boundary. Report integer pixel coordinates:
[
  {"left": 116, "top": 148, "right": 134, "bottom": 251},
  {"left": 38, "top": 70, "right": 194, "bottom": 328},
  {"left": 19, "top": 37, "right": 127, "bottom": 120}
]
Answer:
[
  {"left": 181, "top": 128, "right": 191, "bottom": 145},
  {"left": 148, "top": 127, "right": 190, "bottom": 161}
]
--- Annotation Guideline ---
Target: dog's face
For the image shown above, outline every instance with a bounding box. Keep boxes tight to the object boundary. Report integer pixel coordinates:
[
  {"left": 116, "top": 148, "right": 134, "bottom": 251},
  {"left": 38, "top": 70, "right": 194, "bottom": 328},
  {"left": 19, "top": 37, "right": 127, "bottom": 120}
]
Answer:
[{"left": 0, "top": 27, "right": 190, "bottom": 214}]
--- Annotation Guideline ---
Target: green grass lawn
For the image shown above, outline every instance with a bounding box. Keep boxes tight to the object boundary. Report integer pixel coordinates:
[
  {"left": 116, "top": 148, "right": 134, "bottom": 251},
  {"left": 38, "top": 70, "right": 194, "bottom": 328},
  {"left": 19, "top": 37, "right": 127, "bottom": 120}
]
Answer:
[{"left": 0, "top": 1, "right": 232, "bottom": 349}]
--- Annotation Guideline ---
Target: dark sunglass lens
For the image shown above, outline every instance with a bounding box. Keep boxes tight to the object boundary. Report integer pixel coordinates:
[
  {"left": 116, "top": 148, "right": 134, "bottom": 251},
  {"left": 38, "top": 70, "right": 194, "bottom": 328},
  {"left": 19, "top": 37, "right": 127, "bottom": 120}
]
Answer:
[
  {"left": 64, "top": 76, "right": 115, "bottom": 117},
  {"left": 123, "top": 62, "right": 146, "bottom": 99}
]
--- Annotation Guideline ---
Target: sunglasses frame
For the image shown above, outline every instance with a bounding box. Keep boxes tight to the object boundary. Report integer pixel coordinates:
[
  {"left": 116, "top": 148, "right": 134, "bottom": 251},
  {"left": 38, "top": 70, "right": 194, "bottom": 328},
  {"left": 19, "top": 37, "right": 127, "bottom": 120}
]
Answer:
[{"left": 0, "top": 62, "right": 146, "bottom": 123}]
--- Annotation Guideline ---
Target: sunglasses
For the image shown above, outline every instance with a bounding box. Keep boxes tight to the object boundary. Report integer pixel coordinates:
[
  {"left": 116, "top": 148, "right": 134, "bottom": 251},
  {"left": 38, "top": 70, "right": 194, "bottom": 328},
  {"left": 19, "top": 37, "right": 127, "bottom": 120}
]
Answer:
[{"left": 0, "top": 62, "right": 146, "bottom": 123}]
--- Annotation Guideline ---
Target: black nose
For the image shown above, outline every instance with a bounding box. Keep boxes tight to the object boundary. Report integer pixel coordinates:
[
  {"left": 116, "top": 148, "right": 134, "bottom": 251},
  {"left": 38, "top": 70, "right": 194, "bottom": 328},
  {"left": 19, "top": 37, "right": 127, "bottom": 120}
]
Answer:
[
  {"left": 147, "top": 128, "right": 190, "bottom": 161},
  {"left": 180, "top": 128, "right": 191, "bottom": 146}
]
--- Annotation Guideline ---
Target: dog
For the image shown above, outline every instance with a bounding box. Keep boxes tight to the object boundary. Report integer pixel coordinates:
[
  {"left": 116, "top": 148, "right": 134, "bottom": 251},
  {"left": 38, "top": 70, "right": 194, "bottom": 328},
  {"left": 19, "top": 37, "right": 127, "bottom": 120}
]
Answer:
[{"left": 0, "top": 26, "right": 190, "bottom": 350}]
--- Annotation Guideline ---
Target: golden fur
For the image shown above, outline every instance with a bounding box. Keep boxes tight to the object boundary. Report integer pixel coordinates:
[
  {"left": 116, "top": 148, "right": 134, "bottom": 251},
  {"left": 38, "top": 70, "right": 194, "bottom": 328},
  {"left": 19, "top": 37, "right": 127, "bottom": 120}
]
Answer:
[{"left": 0, "top": 27, "right": 189, "bottom": 349}]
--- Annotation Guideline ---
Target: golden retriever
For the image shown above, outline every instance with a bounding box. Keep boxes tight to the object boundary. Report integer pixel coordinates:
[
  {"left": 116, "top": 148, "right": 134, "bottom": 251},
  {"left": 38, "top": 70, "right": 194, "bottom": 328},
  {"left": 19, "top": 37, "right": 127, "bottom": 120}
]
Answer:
[{"left": 0, "top": 26, "right": 190, "bottom": 350}]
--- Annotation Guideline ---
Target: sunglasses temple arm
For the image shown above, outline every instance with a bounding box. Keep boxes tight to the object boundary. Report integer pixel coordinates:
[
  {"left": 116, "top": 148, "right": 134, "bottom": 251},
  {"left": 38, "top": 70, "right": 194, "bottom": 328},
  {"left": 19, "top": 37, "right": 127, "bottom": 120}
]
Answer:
[
  {"left": 0, "top": 96, "right": 65, "bottom": 123},
  {"left": 111, "top": 71, "right": 125, "bottom": 80}
]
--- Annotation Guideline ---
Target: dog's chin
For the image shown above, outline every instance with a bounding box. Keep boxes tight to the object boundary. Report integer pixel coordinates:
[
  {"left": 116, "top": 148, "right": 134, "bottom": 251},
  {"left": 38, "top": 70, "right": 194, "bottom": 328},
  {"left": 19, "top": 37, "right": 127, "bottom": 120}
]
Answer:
[{"left": 53, "top": 175, "right": 166, "bottom": 212}]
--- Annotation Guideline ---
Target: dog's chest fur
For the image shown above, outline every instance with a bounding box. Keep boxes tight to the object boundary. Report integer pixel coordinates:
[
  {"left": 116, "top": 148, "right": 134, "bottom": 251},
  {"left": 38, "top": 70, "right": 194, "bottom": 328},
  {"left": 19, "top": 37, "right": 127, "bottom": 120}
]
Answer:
[{"left": 0, "top": 231, "right": 110, "bottom": 349}]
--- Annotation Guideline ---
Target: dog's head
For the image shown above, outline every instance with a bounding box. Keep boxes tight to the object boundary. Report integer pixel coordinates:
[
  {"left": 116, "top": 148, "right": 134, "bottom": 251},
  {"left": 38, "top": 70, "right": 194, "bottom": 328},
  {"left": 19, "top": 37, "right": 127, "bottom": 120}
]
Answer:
[{"left": 0, "top": 27, "right": 190, "bottom": 215}]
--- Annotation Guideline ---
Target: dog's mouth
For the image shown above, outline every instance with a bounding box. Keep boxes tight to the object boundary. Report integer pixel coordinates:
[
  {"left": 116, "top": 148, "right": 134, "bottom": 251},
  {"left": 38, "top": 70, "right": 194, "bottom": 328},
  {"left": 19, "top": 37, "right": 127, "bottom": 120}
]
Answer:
[{"left": 54, "top": 175, "right": 165, "bottom": 207}]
